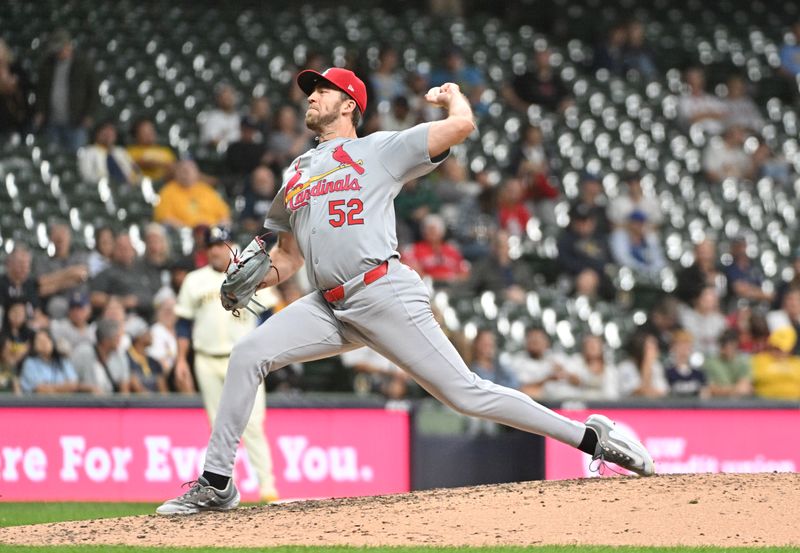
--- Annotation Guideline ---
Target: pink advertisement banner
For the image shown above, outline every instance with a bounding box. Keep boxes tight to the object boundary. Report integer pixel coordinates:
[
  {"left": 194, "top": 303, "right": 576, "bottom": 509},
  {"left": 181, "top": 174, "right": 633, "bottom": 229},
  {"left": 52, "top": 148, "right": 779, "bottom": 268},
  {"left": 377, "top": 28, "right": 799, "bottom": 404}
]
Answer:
[
  {"left": 0, "top": 407, "right": 410, "bottom": 502},
  {"left": 546, "top": 409, "right": 800, "bottom": 480}
]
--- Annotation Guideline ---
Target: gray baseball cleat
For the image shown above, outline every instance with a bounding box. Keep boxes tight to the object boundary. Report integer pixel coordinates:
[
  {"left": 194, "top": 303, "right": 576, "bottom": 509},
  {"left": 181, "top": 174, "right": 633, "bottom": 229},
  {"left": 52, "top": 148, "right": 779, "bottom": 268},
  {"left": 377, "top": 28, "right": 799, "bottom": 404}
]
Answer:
[
  {"left": 156, "top": 476, "right": 240, "bottom": 515},
  {"left": 585, "top": 414, "right": 655, "bottom": 476}
]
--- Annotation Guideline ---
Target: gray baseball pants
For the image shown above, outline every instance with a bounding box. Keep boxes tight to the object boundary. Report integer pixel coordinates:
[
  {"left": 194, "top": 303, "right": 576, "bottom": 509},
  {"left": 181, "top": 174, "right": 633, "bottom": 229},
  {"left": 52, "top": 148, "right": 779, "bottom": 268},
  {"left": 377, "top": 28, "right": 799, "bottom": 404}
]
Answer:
[{"left": 204, "top": 258, "right": 586, "bottom": 477}]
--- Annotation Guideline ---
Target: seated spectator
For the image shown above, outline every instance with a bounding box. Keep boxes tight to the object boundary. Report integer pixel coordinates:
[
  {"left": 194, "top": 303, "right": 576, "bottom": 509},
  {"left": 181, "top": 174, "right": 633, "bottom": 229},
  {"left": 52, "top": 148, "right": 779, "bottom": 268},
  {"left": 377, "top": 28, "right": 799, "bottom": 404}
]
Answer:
[
  {"left": 503, "top": 47, "right": 572, "bottom": 113},
  {"left": 617, "top": 331, "right": 669, "bottom": 398},
  {"left": 510, "top": 124, "right": 559, "bottom": 226},
  {"left": 766, "top": 288, "right": 800, "bottom": 355},
  {"left": 50, "top": 292, "right": 93, "bottom": 356},
  {"left": 466, "top": 230, "right": 529, "bottom": 304},
  {"left": 453, "top": 170, "right": 498, "bottom": 260},
  {"left": 540, "top": 335, "right": 619, "bottom": 401},
  {"left": 90, "top": 232, "right": 155, "bottom": 316},
  {"left": 154, "top": 160, "right": 231, "bottom": 229},
  {"left": 678, "top": 66, "right": 727, "bottom": 135},
  {"left": 20, "top": 328, "right": 97, "bottom": 394},
  {"left": 267, "top": 105, "right": 311, "bottom": 170},
  {"left": 126, "top": 117, "right": 177, "bottom": 182},
  {"left": 726, "top": 301, "right": 767, "bottom": 354},
  {"left": 560, "top": 334, "right": 620, "bottom": 401},
  {"left": 593, "top": 22, "right": 627, "bottom": 75},
  {"left": 496, "top": 177, "right": 532, "bottom": 237},
  {"left": 641, "top": 296, "right": 681, "bottom": 357},
  {"left": 395, "top": 177, "right": 441, "bottom": 244},
  {"left": 370, "top": 47, "right": 409, "bottom": 108},
  {"left": 0, "top": 299, "right": 33, "bottom": 388},
  {"left": 779, "top": 21, "right": 800, "bottom": 79},
  {"left": 0, "top": 245, "right": 40, "bottom": 314},
  {"left": 664, "top": 330, "right": 709, "bottom": 397},
  {"left": 402, "top": 214, "right": 469, "bottom": 285},
  {"left": 725, "top": 237, "right": 773, "bottom": 305},
  {"left": 406, "top": 72, "right": 441, "bottom": 122},
  {"left": 33, "top": 29, "right": 96, "bottom": 152},
  {"left": 141, "top": 222, "right": 171, "bottom": 308},
  {"left": 702, "top": 125, "right": 755, "bottom": 184},
  {"left": 507, "top": 327, "right": 568, "bottom": 398},
  {"left": 675, "top": 239, "right": 722, "bottom": 305},
  {"left": 755, "top": 143, "right": 792, "bottom": 188},
  {"left": 774, "top": 249, "right": 800, "bottom": 309},
  {"left": 126, "top": 317, "right": 167, "bottom": 393},
  {"left": 622, "top": 20, "right": 658, "bottom": 80},
  {"left": 431, "top": 156, "right": 475, "bottom": 206},
  {"left": 225, "top": 116, "right": 268, "bottom": 181},
  {"left": 247, "top": 95, "right": 272, "bottom": 137},
  {"left": 241, "top": 166, "right": 277, "bottom": 234},
  {"left": 429, "top": 47, "right": 487, "bottom": 114},
  {"left": 342, "top": 346, "right": 409, "bottom": 400},
  {"left": 723, "top": 74, "right": 765, "bottom": 133},
  {"left": 607, "top": 172, "right": 662, "bottom": 228},
  {"left": 557, "top": 203, "right": 615, "bottom": 300},
  {"left": 94, "top": 294, "right": 133, "bottom": 353},
  {"left": 380, "top": 95, "right": 416, "bottom": 132},
  {"left": 609, "top": 210, "right": 666, "bottom": 279},
  {"left": 751, "top": 326, "right": 800, "bottom": 400},
  {"left": 78, "top": 120, "right": 140, "bottom": 185},
  {"left": 199, "top": 84, "right": 240, "bottom": 150},
  {"left": 86, "top": 225, "right": 115, "bottom": 278},
  {"left": 577, "top": 173, "right": 611, "bottom": 237},
  {"left": 705, "top": 329, "right": 753, "bottom": 397},
  {"left": 71, "top": 319, "right": 131, "bottom": 394},
  {"left": 147, "top": 288, "right": 191, "bottom": 393},
  {"left": 34, "top": 223, "right": 89, "bottom": 312},
  {"left": 469, "top": 329, "right": 519, "bottom": 389},
  {"left": 0, "top": 38, "right": 33, "bottom": 134},
  {"left": 678, "top": 285, "right": 728, "bottom": 356}
]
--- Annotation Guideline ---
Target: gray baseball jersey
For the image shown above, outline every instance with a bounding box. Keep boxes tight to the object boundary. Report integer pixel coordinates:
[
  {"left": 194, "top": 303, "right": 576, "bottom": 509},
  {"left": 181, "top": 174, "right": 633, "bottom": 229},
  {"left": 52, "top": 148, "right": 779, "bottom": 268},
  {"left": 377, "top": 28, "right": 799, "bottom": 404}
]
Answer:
[
  {"left": 202, "top": 121, "right": 589, "bottom": 481},
  {"left": 264, "top": 122, "right": 442, "bottom": 290}
]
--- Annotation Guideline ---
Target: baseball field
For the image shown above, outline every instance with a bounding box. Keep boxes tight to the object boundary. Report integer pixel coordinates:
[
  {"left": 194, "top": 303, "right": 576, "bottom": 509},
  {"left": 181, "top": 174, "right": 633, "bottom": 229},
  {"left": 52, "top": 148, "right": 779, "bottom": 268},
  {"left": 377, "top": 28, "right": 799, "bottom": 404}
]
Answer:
[{"left": 1, "top": 472, "right": 798, "bottom": 551}]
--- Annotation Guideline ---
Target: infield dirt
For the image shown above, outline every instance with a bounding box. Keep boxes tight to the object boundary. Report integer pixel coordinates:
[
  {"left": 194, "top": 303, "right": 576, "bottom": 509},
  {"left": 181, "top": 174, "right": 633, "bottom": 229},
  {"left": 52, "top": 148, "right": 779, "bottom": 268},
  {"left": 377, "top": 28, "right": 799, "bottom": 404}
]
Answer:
[{"left": 1, "top": 473, "right": 798, "bottom": 548}]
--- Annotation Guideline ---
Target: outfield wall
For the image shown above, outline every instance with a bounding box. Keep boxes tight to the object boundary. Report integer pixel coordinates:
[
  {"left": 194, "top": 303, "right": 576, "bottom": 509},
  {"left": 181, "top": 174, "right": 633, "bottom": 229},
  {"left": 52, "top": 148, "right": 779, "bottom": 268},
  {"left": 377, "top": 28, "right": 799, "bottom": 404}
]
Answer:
[
  {"left": 1, "top": 397, "right": 798, "bottom": 501},
  {"left": 0, "top": 406, "right": 410, "bottom": 501}
]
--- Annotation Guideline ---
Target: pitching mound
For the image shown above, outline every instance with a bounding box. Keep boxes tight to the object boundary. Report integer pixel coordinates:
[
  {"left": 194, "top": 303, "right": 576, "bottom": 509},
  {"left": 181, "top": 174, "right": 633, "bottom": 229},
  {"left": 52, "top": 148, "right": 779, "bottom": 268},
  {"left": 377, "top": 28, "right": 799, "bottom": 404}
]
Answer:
[{"left": 2, "top": 473, "right": 798, "bottom": 547}]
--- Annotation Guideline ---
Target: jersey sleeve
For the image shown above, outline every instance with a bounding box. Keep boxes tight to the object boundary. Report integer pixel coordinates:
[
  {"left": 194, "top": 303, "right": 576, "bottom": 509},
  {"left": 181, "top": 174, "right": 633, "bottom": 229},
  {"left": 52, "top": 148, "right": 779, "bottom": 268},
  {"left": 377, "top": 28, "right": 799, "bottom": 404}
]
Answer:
[
  {"left": 374, "top": 122, "right": 450, "bottom": 184},
  {"left": 263, "top": 186, "right": 292, "bottom": 232},
  {"left": 174, "top": 272, "right": 197, "bottom": 320}
]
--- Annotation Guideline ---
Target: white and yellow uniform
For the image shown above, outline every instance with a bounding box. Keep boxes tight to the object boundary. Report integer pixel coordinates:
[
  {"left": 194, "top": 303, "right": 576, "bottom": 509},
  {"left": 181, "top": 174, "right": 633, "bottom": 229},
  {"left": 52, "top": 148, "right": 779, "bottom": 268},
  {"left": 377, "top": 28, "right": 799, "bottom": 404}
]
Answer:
[{"left": 176, "top": 264, "right": 280, "bottom": 500}]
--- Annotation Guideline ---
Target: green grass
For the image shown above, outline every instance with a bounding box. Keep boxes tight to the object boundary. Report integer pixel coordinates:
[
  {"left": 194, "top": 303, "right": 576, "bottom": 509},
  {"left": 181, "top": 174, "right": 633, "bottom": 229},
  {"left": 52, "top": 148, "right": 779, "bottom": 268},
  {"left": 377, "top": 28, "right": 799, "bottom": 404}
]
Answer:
[
  {"left": 0, "top": 502, "right": 159, "bottom": 527},
  {"left": 0, "top": 547, "right": 794, "bottom": 552}
]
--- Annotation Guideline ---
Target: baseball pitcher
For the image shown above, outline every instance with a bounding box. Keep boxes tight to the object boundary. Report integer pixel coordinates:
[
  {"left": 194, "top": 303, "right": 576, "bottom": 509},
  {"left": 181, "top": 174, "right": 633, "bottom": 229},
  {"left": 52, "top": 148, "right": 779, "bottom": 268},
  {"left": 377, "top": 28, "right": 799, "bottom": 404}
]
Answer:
[{"left": 157, "top": 68, "right": 654, "bottom": 515}]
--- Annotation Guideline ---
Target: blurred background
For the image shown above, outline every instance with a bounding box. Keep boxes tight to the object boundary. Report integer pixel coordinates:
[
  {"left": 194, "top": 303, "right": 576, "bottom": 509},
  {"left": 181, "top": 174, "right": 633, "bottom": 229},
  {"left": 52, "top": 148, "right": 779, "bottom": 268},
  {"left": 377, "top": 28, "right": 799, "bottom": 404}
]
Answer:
[{"left": 1, "top": 0, "right": 800, "bottom": 501}]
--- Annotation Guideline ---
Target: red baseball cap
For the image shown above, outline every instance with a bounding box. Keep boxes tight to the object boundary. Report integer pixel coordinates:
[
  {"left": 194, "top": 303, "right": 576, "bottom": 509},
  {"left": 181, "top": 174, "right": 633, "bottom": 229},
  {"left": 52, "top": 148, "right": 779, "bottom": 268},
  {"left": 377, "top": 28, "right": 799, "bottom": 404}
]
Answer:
[{"left": 296, "top": 67, "right": 367, "bottom": 114}]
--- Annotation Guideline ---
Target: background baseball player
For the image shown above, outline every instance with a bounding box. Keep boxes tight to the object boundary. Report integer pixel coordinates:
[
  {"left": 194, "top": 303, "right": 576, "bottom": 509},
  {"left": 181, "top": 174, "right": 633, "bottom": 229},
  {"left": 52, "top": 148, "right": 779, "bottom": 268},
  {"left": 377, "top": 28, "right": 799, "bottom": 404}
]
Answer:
[
  {"left": 173, "top": 226, "right": 280, "bottom": 503},
  {"left": 157, "top": 69, "right": 654, "bottom": 515}
]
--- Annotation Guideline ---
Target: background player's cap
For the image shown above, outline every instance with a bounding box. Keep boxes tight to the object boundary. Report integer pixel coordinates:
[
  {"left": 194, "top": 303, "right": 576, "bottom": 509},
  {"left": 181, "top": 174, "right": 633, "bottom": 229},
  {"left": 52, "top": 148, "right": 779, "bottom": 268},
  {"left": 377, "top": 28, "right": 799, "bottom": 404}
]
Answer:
[
  {"left": 296, "top": 67, "right": 367, "bottom": 114},
  {"left": 205, "top": 226, "right": 231, "bottom": 246}
]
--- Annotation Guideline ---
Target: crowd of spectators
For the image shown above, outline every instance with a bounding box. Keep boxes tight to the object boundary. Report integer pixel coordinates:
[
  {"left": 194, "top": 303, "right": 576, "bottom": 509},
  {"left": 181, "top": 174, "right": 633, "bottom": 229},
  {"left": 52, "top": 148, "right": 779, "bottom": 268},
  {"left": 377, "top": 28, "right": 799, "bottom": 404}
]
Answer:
[{"left": 1, "top": 18, "right": 800, "bottom": 409}]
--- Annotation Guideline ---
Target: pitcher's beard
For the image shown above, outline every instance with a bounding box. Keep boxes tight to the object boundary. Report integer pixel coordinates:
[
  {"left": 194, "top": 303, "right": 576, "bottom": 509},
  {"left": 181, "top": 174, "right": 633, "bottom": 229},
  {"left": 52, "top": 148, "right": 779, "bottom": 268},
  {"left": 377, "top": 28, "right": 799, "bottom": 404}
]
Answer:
[{"left": 305, "top": 108, "right": 340, "bottom": 134}]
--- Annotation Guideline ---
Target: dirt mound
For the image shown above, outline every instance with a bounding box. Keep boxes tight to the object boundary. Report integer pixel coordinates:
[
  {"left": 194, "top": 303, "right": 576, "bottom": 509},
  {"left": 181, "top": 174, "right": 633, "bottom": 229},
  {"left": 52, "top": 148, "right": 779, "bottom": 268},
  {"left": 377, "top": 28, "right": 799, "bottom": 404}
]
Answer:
[{"left": 1, "top": 473, "right": 798, "bottom": 547}]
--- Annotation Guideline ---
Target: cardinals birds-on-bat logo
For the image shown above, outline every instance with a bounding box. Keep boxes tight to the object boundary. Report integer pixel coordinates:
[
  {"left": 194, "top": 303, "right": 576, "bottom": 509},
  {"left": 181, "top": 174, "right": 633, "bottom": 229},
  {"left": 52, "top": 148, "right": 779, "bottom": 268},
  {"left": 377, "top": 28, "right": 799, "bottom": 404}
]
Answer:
[{"left": 332, "top": 144, "right": 365, "bottom": 175}]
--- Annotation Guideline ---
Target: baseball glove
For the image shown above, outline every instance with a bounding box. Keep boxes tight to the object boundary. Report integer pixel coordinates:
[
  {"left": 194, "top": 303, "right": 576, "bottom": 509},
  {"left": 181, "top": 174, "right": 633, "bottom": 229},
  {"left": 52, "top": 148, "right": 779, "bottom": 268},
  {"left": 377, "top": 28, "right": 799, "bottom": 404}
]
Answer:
[{"left": 220, "top": 234, "right": 272, "bottom": 316}]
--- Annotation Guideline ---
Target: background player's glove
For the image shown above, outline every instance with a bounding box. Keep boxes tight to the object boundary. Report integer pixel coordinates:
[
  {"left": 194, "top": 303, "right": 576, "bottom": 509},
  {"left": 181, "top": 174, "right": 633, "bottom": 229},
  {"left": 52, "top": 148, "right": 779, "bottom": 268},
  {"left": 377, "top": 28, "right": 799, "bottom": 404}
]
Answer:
[{"left": 220, "top": 235, "right": 272, "bottom": 315}]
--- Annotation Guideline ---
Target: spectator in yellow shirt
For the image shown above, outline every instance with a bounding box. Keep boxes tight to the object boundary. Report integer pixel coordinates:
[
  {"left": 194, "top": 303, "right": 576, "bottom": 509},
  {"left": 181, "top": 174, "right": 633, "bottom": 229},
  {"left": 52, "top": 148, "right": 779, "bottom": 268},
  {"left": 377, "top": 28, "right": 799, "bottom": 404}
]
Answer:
[
  {"left": 752, "top": 326, "right": 800, "bottom": 400},
  {"left": 126, "top": 117, "right": 177, "bottom": 182},
  {"left": 154, "top": 160, "right": 231, "bottom": 229}
]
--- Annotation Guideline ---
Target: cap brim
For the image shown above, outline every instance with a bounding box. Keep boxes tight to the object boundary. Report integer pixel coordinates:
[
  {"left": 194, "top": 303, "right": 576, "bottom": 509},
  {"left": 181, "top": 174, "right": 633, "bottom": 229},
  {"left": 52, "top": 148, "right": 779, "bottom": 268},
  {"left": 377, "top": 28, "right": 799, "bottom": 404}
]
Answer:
[{"left": 297, "top": 70, "right": 331, "bottom": 96}]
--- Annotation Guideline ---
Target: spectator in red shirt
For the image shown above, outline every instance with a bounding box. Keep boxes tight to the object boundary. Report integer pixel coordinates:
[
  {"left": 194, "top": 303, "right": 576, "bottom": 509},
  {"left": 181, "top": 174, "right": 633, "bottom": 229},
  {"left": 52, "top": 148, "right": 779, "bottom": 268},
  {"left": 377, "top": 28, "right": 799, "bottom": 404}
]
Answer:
[
  {"left": 402, "top": 214, "right": 469, "bottom": 284},
  {"left": 497, "top": 177, "right": 532, "bottom": 237}
]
